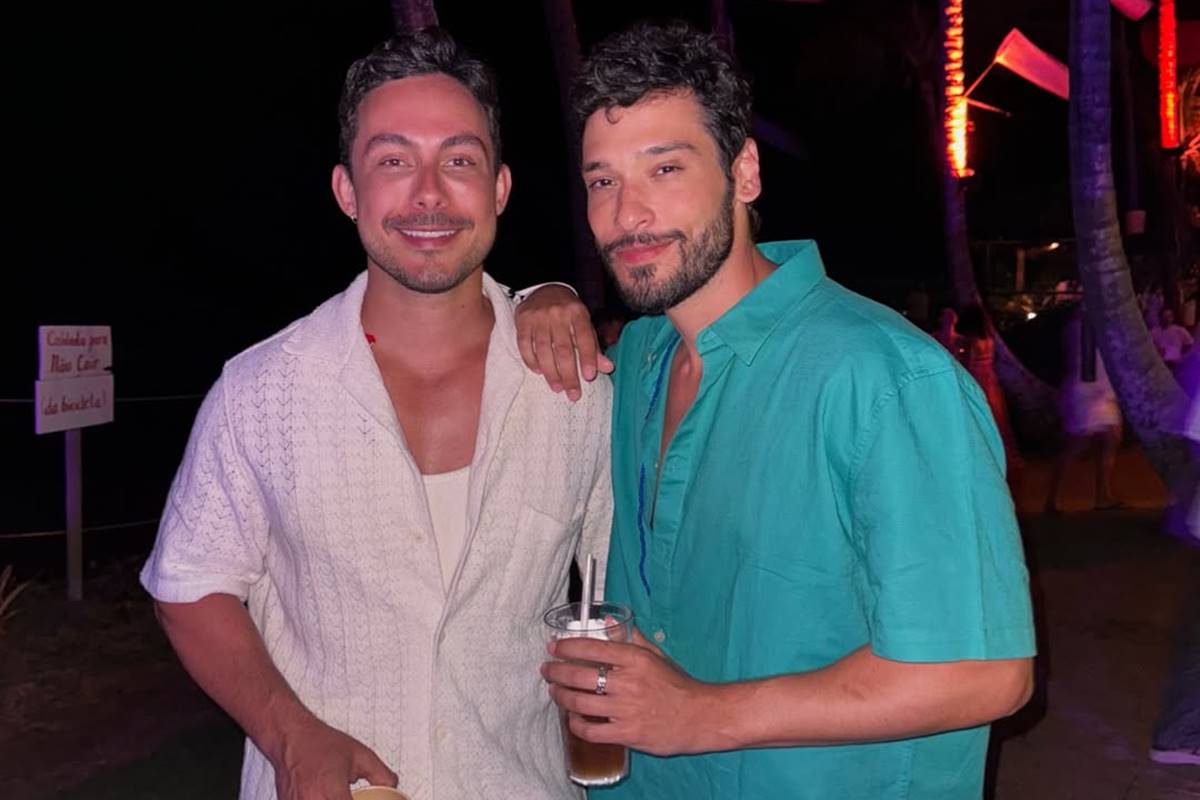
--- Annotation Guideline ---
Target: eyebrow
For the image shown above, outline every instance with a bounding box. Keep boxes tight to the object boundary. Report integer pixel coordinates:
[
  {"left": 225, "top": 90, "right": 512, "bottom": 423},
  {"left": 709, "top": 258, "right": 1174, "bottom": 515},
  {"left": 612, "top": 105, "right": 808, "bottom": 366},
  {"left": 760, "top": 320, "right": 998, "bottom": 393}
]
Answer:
[
  {"left": 442, "top": 133, "right": 488, "bottom": 151},
  {"left": 582, "top": 141, "right": 698, "bottom": 173},
  {"left": 363, "top": 132, "right": 488, "bottom": 155},
  {"left": 363, "top": 132, "right": 414, "bottom": 153}
]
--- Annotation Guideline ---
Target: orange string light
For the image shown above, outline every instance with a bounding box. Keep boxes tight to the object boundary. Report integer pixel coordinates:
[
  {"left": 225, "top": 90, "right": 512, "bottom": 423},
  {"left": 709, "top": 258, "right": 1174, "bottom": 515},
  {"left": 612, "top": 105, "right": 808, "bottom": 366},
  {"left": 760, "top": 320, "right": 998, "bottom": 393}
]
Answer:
[
  {"left": 944, "top": 0, "right": 971, "bottom": 177},
  {"left": 1160, "top": 0, "right": 1179, "bottom": 148}
]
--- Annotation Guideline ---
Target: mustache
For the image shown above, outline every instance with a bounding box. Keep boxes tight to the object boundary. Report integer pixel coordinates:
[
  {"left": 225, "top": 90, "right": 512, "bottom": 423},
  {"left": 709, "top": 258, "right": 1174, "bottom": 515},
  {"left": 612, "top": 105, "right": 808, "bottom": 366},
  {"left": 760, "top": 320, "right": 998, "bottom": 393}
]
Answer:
[
  {"left": 385, "top": 213, "right": 474, "bottom": 231},
  {"left": 600, "top": 230, "right": 685, "bottom": 260}
]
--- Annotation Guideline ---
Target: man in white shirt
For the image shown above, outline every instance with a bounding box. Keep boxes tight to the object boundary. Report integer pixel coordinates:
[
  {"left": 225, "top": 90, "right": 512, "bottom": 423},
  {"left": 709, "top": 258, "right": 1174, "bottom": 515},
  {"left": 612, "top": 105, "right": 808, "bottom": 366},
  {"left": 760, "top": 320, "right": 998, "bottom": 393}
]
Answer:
[
  {"left": 1152, "top": 307, "right": 1194, "bottom": 370},
  {"left": 141, "top": 29, "right": 611, "bottom": 800}
]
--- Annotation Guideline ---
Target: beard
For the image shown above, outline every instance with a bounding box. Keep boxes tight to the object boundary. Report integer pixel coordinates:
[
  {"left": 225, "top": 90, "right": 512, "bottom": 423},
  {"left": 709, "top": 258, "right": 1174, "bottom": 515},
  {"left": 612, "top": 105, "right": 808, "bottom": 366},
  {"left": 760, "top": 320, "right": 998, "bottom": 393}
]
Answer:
[
  {"left": 598, "top": 183, "right": 735, "bottom": 315},
  {"left": 361, "top": 212, "right": 490, "bottom": 294}
]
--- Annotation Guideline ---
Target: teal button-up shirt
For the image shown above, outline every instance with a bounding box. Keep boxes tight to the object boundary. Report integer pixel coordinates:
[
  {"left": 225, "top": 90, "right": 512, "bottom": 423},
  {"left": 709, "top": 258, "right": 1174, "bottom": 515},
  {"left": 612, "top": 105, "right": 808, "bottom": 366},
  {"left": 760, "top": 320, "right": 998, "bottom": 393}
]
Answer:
[{"left": 600, "top": 241, "right": 1035, "bottom": 799}]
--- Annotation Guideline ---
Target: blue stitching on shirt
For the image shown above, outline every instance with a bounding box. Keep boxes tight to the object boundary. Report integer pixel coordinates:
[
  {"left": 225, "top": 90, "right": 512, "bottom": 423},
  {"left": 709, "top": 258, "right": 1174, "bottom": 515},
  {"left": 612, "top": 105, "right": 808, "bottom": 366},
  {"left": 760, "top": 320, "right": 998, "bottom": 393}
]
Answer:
[
  {"left": 636, "top": 464, "right": 652, "bottom": 598},
  {"left": 635, "top": 348, "right": 674, "bottom": 598}
]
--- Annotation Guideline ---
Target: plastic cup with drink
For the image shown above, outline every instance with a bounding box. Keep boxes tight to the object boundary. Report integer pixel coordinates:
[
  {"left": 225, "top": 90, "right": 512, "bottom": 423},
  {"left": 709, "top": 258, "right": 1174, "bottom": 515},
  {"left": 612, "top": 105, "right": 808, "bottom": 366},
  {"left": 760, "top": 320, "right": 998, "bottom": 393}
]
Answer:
[{"left": 543, "top": 555, "right": 633, "bottom": 787}]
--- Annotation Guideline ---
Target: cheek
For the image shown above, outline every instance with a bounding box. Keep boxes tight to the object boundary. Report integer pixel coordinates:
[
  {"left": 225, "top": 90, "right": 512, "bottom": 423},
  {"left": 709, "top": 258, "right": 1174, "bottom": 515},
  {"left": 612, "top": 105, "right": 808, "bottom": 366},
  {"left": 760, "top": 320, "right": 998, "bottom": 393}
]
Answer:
[
  {"left": 586, "top": 195, "right": 613, "bottom": 234},
  {"left": 450, "top": 178, "right": 497, "bottom": 214},
  {"left": 662, "top": 181, "right": 710, "bottom": 216},
  {"left": 358, "top": 175, "right": 408, "bottom": 213}
]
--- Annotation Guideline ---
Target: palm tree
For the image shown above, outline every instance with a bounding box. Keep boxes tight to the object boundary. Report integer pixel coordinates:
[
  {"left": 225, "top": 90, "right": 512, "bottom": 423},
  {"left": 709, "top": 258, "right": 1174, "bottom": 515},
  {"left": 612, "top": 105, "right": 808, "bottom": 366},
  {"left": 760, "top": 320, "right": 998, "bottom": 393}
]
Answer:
[
  {"left": 923, "top": 0, "right": 1058, "bottom": 436},
  {"left": 1068, "top": 0, "right": 1194, "bottom": 494},
  {"left": 542, "top": 0, "right": 606, "bottom": 309}
]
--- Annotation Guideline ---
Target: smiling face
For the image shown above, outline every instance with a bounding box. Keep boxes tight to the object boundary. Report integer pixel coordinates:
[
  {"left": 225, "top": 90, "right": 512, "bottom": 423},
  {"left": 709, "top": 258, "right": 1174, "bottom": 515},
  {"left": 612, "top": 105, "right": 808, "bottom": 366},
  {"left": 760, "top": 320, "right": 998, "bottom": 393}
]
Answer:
[
  {"left": 582, "top": 91, "right": 756, "bottom": 315},
  {"left": 332, "top": 73, "right": 511, "bottom": 294}
]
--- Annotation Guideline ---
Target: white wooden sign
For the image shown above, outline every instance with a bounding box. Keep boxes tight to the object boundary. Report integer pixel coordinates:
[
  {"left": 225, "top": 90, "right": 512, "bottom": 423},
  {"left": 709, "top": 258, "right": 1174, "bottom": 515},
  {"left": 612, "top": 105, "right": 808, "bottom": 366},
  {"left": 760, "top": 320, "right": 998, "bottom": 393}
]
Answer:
[
  {"left": 35, "top": 374, "right": 115, "bottom": 435},
  {"left": 38, "top": 325, "right": 112, "bottom": 380},
  {"left": 34, "top": 325, "right": 114, "bottom": 435}
]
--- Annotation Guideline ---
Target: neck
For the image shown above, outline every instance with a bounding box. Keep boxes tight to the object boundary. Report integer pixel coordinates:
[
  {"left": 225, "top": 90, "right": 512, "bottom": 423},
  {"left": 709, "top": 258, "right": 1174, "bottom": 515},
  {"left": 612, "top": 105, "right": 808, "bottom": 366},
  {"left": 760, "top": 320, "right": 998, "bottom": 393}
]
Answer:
[
  {"left": 360, "top": 263, "right": 493, "bottom": 366},
  {"left": 665, "top": 238, "right": 775, "bottom": 362}
]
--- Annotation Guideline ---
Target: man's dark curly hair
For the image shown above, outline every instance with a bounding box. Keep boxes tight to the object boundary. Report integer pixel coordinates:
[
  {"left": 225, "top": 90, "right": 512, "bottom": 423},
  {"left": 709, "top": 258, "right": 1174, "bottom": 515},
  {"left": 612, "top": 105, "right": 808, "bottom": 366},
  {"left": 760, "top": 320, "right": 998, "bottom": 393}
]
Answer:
[
  {"left": 572, "top": 22, "right": 752, "bottom": 174},
  {"left": 338, "top": 27, "right": 502, "bottom": 173}
]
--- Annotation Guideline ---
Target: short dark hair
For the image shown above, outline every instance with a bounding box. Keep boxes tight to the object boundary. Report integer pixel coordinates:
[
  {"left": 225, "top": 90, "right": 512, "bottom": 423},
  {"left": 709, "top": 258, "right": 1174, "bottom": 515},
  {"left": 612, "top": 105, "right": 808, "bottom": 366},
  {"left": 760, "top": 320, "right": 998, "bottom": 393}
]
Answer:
[
  {"left": 338, "top": 27, "right": 502, "bottom": 172},
  {"left": 572, "top": 22, "right": 753, "bottom": 173}
]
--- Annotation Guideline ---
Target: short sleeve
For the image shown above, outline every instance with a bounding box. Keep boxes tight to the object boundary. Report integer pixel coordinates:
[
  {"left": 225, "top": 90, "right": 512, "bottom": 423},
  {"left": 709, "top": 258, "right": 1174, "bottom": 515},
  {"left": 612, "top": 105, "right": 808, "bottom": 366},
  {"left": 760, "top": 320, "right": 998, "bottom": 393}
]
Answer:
[
  {"left": 850, "top": 367, "right": 1036, "bottom": 663},
  {"left": 140, "top": 375, "right": 270, "bottom": 603}
]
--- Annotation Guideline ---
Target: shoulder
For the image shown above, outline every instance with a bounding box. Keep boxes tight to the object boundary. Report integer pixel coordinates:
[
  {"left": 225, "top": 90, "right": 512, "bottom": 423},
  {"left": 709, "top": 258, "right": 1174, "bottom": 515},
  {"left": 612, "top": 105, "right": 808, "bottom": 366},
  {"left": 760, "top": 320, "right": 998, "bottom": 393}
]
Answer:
[
  {"left": 790, "top": 279, "right": 962, "bottom": 389},
  {"left": 220, "top": 283, "right": 357, "bottom": 393},
  {"left": 220, "top": 324, "right": 300, "bottom": 387}
]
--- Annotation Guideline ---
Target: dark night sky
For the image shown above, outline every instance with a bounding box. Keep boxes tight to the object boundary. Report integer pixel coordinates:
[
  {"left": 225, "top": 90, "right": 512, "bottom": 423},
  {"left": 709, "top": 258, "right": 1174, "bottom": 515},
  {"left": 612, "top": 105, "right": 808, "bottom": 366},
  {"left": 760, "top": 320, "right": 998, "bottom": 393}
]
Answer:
[
  {"left": 2, "top": 0, "right": 1095, "bottom": 397},
  {"left": 1, "top": 0, "right": 1161, "bottom": 537}
]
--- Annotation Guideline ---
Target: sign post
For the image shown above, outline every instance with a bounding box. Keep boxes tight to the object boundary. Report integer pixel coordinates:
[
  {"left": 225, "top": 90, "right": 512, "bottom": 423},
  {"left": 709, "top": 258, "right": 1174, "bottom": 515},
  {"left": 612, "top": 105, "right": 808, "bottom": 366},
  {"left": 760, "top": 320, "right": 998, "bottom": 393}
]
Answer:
[
  {"left": 35, "top": 325, "right": 114, "bottom": 601},
  {"left": 65, "top": 429, "right": 83, "bottom": 601}
]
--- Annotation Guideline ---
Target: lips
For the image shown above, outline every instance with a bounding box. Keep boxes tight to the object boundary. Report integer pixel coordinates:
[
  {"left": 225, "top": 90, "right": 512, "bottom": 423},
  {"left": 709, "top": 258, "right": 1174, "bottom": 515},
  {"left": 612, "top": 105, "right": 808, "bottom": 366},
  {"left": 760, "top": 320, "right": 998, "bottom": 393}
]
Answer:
[
  {"left": 385, "top": 215, "right": 472, "bottom": 249},
  {"left": 612, "top": 240, "right": 672, "bottom": 266},
  {"left": 400, "top": 229, "right": 458, "bottom": 239},
  {"left": 396, "top": 228, "right": 462, "bottom": 248},
  {"left": 602, "top": 232, "right": 684, "bottom": 267}
]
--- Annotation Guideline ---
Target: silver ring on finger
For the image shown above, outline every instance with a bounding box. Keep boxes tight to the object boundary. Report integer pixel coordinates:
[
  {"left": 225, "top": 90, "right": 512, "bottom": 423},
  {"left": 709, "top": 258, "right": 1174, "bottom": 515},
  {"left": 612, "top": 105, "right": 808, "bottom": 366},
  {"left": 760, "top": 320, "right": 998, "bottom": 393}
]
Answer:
[{"left": 595, "top": 664, "right": 609, "bottom": 695}]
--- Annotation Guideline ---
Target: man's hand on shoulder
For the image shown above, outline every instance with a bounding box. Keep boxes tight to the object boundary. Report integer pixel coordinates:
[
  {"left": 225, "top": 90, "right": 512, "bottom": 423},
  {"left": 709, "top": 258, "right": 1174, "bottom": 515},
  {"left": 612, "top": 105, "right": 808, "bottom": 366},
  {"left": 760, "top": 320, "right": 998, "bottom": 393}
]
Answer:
[{"left": 515, "top": 285, "right": 614, "bottom": 401}]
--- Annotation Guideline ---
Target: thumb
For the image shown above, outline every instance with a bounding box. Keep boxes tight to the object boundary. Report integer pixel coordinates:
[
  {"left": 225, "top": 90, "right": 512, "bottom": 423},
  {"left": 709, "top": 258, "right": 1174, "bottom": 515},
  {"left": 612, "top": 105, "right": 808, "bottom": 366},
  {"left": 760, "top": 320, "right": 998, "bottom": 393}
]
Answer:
[
  {"left": 629, "top": 626, "right": 664, "bottom": 658},
  {"left": 351, "top": 742, "right": 398, "bottom": 788}
]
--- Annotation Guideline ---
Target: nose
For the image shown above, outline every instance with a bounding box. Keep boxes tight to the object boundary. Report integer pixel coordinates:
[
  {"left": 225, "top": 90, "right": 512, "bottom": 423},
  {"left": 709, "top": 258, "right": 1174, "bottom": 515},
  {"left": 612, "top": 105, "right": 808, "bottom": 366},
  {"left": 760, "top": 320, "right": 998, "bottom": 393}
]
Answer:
[
  {"left": 614, "top": 183, "right": 653, "bottom": 233},
  {"left": 411, "top": 163, "right": 448, "bottom": 211}
]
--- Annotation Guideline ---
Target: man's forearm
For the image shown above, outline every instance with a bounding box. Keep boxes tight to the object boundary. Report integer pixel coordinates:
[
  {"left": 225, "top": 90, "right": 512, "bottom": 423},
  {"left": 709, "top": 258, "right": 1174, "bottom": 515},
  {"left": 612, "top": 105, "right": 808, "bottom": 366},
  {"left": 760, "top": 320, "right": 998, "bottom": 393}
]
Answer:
[
  {"left": 155, "top": 593, "right": 315, "bottom": 763},
  {"left": 701, "top": 646, "right": 1033, "bottom": 751}
]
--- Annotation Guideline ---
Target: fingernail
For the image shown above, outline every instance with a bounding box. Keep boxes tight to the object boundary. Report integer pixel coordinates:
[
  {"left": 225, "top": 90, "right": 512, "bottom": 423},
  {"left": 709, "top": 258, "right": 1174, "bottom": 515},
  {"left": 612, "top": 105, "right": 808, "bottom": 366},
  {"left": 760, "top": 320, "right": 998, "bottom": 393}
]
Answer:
[{"left": 567, "top": 389, "right": 580, "bottom": 401}]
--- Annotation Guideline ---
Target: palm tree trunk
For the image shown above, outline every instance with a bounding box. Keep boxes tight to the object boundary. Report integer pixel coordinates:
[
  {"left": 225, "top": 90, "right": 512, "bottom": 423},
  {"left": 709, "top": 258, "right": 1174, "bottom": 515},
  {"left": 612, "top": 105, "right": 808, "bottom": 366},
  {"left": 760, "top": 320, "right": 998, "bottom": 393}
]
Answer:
[
  {"left": 709, "top": 1, "right": 806, "bottom": 160},
  {"left": 391, "top": 0, "right": 437, "bottom": 32},
  {"left": 923, "top": 75, "right": 1059, "bottom": 438},
  {"left": 1153, "top": 151, "right": 1189, "bottom": 315},
  {"left": 1114, "top": 18, "right": 1143, "bottom": 222},
  {"left": 542, "top": 0, "right": 605, "bottom": 310},
  {"left": 1069, "top": 0, "right": 1194, "bottom": 490}
]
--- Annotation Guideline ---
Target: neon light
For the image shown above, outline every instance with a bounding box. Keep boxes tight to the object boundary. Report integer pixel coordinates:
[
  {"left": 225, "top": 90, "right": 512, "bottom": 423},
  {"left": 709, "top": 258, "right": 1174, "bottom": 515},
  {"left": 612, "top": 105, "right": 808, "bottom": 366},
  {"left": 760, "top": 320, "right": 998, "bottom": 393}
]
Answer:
[
  {"left": 944, "top": 0, "right": 971, "bottom": 177},
  {"left": 1160, "top": 0, "right": 1180, "bottom": 148}
]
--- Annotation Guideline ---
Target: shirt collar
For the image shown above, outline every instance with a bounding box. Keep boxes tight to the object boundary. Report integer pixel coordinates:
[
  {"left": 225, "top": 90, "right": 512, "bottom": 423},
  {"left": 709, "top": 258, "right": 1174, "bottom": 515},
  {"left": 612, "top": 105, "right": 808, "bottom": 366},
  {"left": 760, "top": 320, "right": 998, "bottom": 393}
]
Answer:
[
  {"left": 637, "top": 239, "right": 827, "bottom": 399},
  {"left": 281, "top": 270, "right": 523, "bottom": 369},
  {"left": 707, "top": 240, "right": 826, "bottom": 365}
]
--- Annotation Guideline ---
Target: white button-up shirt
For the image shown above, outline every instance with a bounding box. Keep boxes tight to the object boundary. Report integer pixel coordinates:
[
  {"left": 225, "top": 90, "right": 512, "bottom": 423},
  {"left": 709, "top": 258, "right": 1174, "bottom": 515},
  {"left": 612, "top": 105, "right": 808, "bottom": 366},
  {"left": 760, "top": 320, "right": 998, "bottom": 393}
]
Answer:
[{"left": 142, "top": 272, "right": 612, "bottom": 800}]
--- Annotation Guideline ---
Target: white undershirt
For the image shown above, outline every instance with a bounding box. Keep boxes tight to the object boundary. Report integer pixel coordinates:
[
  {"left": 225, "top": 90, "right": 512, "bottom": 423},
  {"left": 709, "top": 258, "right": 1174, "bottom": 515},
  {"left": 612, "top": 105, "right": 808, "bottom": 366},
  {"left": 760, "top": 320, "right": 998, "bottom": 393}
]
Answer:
[{"left": 422, "top": 466, "right": 471, "bottom": 592}]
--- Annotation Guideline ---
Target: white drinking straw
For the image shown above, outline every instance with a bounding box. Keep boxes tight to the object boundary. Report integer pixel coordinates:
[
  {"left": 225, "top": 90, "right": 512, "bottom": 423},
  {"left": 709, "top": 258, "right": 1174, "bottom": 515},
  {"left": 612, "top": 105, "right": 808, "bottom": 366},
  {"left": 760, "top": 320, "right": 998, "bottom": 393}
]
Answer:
[{"left": 578, "top": 554, "right": 595, "bottom": 629}]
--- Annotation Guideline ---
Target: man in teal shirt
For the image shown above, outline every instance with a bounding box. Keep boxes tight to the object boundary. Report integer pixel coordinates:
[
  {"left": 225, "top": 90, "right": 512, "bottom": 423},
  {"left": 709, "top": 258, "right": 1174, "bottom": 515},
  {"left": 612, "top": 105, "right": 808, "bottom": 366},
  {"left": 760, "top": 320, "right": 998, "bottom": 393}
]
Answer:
[{"left": 528, "top": 22, "right": 1035, "bottom": 799}]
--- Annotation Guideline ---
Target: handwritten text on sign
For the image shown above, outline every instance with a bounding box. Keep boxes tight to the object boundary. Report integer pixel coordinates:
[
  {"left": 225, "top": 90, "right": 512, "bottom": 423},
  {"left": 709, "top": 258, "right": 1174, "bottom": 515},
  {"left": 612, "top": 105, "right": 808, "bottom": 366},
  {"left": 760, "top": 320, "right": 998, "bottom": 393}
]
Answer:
[
  {"left": 38, "top": 326, "right": 112, "bottom": 380},
  {"left": 35, "top": 374, "right": 115, "bottom": 434}
]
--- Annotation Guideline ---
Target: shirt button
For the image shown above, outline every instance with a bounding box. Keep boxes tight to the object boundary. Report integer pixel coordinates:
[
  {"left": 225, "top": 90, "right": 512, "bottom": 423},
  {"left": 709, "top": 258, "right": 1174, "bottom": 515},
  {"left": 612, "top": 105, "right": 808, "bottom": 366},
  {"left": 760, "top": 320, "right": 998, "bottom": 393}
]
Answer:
[
  {"left": 646, "top": 351, "right": 656, "bottom": 364},
  {"left": 436, "top": 725, "right": 448, "bottom": 740},
  {"left": 653, "top": 630, "right": 666, "bottom": 644}
]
